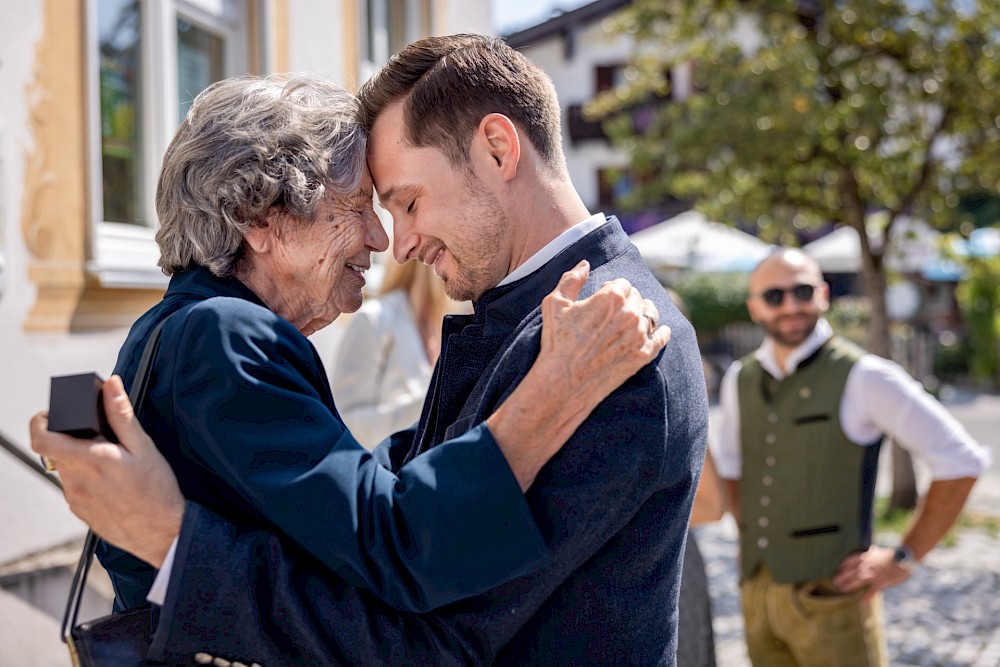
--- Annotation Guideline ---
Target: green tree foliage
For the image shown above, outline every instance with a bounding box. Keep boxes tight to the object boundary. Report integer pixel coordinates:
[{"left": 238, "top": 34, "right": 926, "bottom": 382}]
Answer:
[
  {"left": 590, "top": 0, "right": 1000, "bottom": 358},
  {"left": 825, "top": 294, "right": 869, "bottom": 346},
  {"left": 956, "top": 256, "right": 1000, "bottom": 386},
  {"left": 673, "top": 271, "right": 751, "bottom": 336}
]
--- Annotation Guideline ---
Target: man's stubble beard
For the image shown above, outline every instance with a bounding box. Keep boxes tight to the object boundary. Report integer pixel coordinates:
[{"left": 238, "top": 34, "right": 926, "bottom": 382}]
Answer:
[
  {"left": 761, "top": 311, "right": 821, "bottom": 349},
  {"left": 443, "top": 182, "right": 510, "bottom": 303}
]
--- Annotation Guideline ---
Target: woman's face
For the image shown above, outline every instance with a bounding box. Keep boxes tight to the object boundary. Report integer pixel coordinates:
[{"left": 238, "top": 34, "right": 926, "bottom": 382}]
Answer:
[{"left": 261, "top": 169, "right": 389, "bottom": 334}]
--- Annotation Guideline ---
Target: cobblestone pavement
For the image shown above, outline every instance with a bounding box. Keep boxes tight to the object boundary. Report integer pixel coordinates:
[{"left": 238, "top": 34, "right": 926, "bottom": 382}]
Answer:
[{"left": 697, "top": 518, "right": 1000, "bottom": 666}]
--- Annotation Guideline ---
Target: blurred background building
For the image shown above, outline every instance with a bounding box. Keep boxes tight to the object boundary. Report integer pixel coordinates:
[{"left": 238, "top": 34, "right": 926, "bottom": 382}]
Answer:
[
  {"left": 507, "top": 0, "right": 693, "bottom": 235},
  {"left": 505, "top": 0, "right": 1000, "bottom": 398}
]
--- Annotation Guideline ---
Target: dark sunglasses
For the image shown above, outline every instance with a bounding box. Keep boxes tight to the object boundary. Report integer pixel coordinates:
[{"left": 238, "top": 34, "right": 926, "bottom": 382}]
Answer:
[{"left": 757, "top": 284, "right": 815, "bottom": 307}]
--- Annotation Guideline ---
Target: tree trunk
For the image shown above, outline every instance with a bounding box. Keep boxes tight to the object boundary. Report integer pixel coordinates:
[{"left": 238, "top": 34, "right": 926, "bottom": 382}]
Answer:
[
  {"left": 850, "top": 215, "right": 919, "bottom": 511},
  {"left": 857, "top": 245, "right": 890, "bottom": 359}
]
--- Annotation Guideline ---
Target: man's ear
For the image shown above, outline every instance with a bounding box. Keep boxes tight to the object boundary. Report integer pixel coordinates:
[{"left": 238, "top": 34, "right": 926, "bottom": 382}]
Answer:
[
  {"left": 746, "top": 294, "right": 761, "bottom": 324},
  {"left": 476, "top": 113, "right": 520, "bottom": 182},
  {"left": 816, "top": 280, "right": 831, "bottom": 311}
]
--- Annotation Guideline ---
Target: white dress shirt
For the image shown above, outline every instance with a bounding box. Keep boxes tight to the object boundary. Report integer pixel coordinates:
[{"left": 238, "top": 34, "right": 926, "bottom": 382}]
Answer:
[
  {"left": 148, "top": 213, "right": 611, "bottom": 605},
  {"left": 497, "top": 213, "right": 607, "bottom": 286},
  {"left": 714, "top": 318, "right": 992, "bottom": 481}
]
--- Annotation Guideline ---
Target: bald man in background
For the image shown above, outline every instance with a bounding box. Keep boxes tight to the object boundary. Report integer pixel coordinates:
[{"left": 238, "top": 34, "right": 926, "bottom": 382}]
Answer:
[{"left": 714, "top": 248, "right": 991, "bottom": 666}]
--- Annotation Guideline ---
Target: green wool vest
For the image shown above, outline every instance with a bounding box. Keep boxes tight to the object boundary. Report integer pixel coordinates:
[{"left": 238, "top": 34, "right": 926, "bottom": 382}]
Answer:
[{"left": 737, "top": 336, "right": 881, "bottom": 584}]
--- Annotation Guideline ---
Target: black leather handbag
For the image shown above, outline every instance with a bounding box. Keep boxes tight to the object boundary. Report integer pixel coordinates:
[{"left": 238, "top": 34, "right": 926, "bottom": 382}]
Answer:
[{"left": 60, "top": 316, "right": 170, "bottom": 667}]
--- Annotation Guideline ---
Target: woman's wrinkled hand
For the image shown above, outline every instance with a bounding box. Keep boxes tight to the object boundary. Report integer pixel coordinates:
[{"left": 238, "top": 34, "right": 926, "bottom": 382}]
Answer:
[
  {"left": 485, "top": 259, "right": 672, "bottom": 491},
  {"left": 539, "top": 259, "right": 670, "bottom": 400}
]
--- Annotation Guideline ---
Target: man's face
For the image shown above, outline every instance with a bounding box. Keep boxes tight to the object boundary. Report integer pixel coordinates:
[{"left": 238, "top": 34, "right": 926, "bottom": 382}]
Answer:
[
  {"left": 367, "top": 101, "right": 510, "bottom": 302},
  {"left": 746, "top": 254, "right": 829, "bottom": 349}
]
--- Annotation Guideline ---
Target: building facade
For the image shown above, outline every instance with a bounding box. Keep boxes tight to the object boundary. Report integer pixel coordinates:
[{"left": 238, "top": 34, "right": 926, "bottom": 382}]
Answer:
[{"left": 505, "top": 0, "right": 693, "bottom": 235}]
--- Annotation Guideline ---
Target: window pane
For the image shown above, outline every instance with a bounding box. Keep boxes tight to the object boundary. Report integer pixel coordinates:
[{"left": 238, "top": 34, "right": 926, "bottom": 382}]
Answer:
[
  {"left": 98, "top": 0, "right": 144, "bottom": 225},
  {"left": 366, "top": 0, "right": 378, "bottom": 62},
  {"left": 177, "top": 20, "right": 225, "bottom": 122},
  {"left": 387, "top": 0, "right": 407, "bottom": 54}
]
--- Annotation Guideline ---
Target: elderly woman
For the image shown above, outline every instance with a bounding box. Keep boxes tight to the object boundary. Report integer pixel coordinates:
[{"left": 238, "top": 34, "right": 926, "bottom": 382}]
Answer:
[{"left": 61, "top": 74, "right": 667, "bottom": 616}]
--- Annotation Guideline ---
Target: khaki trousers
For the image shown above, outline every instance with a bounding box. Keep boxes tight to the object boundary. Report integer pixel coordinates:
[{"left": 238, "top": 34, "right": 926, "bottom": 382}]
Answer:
[{"left": 740, "top": 568, "right": 888, "bottom": 667}]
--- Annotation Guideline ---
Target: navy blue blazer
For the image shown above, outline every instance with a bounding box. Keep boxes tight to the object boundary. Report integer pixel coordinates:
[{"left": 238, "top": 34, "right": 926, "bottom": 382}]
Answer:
[
  {"left": 146, "top": 219, "right": 709, "bottom": 666},
  {"left": 98, "top": 267, "right": 549, "bottom": 614}
]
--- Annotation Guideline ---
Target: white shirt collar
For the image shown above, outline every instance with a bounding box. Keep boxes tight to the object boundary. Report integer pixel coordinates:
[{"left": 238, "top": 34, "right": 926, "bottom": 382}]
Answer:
[
  {"left": 497, "top": 213, "right": 607, "bottom": 287},
  {"left": 755, "top": 318, "right": 834, "bottom": 379}
]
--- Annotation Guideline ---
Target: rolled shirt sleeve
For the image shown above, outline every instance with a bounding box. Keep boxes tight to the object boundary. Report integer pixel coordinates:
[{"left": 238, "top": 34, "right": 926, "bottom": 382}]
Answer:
[{"left": 841, "top": 355, "right": 993, "bottom": 479}]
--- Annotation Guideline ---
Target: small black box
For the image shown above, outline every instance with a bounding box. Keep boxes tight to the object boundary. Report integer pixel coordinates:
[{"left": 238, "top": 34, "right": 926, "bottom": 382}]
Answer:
[{"left": 48, "top": 373, "right": 118, "bottom": 443}]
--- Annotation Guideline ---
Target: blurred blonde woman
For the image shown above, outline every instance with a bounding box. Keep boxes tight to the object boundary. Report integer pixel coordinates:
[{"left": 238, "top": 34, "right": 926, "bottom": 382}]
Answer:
[{"left": 330, "top": 260, "right": 458, "bottom": 448}]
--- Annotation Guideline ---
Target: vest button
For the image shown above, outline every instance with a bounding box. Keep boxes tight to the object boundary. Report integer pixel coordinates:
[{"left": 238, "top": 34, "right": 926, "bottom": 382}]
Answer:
[
  {"left": 765, "top": 456, "right": 776, "bottom": 467},
  {"left": 760, "top": 495, "right": 771, "bottom": 507},
  {"left": 765, "top": 434, "right": 776, "bottom": 444},
  {"left": 757, "top": 537, "right": 769, "bottom": 549},
  {"left": 768, "top": 413, "right": 779, "bottom": 424},
  {"left": 763, "top": 475, "right": 773, "bottom": 486},
  {"left": 799, "top": 387, "right": 812, "bottom": 399},
  {"left": 758, "top": 516, "right": 769, "bottom": 527}
]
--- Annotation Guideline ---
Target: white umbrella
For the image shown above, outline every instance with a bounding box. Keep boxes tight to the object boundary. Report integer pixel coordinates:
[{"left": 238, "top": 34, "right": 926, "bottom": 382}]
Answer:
[
  {"left": 800, "top": 226, "right": 860, "bottom": 273},
  {"left": 950, "top": 227, "right": 1000, "bottom": 258},
  {"left": 802, "top": 216, "right": 943, "bottom": 274},
  {"left": 629, "top": 210, "right": 772, "bottom": 273}
]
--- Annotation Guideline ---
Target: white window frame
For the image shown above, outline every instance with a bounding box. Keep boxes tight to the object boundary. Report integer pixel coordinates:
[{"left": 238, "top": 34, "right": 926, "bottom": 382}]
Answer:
[
  {"left": 358, "top": 0, "right": 429, "bottom": 83},
  {"left": 85, "top": 0, "right": 252, "bottom": 288}
]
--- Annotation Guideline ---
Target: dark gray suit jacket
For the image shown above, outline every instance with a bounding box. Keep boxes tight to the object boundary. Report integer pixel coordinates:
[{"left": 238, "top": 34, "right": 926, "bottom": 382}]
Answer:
[{"left": 146, "top": 219, "right": 709, "bottom": 666}]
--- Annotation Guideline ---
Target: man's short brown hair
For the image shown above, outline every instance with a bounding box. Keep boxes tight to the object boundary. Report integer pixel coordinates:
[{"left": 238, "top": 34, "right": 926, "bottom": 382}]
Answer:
[{"left": 358, "top": 34, "right": 565, "bottom": 171}]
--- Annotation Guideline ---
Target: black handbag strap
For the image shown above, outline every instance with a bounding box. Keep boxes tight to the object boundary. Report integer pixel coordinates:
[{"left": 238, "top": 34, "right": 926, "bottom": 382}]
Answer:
[{"left": 61, "top": 314, "right": 173, "bottom": 644}]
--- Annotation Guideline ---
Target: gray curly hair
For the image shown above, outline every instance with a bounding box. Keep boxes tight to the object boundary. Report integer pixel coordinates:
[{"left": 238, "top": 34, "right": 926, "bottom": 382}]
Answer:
[{"left": 155, "top": 74, "right": 366, "bottom": 277}]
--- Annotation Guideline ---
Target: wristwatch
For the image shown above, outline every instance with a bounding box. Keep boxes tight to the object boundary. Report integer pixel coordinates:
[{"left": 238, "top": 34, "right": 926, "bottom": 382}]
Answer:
[{"left": 892, "top": 544, "right": 917, "bottom": 570}]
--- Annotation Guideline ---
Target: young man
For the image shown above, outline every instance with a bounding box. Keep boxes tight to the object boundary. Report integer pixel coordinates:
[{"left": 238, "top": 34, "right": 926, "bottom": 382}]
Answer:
[
  {"left": 715, "top": 248, "right": 991, "bottom": 666},
  {"left": 33, "top": 36, "right": 708, "bottom": 665}
]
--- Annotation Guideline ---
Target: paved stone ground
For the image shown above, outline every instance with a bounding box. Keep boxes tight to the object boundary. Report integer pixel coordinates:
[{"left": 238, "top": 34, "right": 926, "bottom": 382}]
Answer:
[{"left": 697, "top": 518, "right": 1000, "bottom": 666}]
